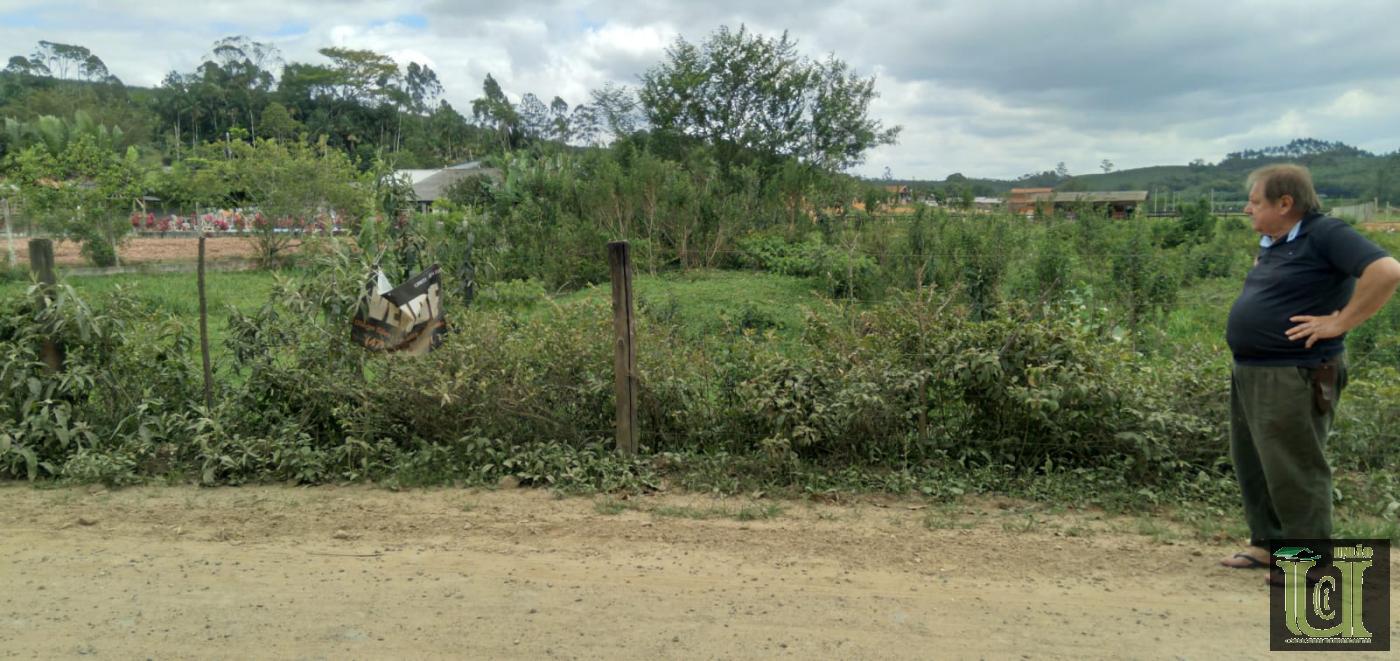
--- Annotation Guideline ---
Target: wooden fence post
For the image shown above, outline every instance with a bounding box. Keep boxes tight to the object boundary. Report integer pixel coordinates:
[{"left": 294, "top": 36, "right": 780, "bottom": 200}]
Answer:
[
  {"left": 3, "top": 197, "right": 15, "bottom": 268},
  {"left": 28, "top": 238, "right": 63, "bottom": 371},
  {"left": 197, "top": 236, "right": 214, "bottom": 410},
  {"left": 608, "top": 241, "right": 639, "bottom": 456}
]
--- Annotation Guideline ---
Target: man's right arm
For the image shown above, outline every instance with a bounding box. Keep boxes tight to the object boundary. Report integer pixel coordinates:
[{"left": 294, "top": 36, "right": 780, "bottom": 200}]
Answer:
[
  {"left": 1335, "top": 255, "right": 1400, "bottom": 326},
  {"left": 1286, "top": 256, "right": 1400, "bottom": 348}
]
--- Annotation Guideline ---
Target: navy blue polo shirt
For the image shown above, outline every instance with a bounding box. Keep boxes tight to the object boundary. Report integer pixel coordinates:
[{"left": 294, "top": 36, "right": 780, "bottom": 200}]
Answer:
[{"left": 1226, "top": 212, "right": 1389, "bottom": 366}]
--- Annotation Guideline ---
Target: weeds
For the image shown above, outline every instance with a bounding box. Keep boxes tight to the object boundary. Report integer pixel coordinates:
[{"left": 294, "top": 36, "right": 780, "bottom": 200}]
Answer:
[
  {"left": 3, "top": 212, "right": 1398, "bottom": 541},
  {"left": 594, "top": 498, "right": 639, "bottom": 515},
  {"left": 922, "top": 507, "right": 974, "bottom": 531},
  {"left": 1132, "top": 518, "right": 1178, "bottom": 544},
  {"left": 1001, "top": 513, "right": 1042, "bottom": 534}
]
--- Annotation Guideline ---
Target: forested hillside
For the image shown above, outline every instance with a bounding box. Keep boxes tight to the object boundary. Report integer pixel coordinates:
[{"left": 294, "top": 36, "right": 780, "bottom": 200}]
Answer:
[
  {"left": 908, "top": 138, "right": 1400, "bottom": 207},
  {"left": 0, "top": 37, "right": 547, "bottom": 168}
]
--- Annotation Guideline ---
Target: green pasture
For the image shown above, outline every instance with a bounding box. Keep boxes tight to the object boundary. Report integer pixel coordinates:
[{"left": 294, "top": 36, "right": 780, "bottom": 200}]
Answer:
[
  {"left": 554, "top": 269, "right": 830, "bottom": 347},
  {"left": 0, "top": 269, "right": 280, "bottom": 363},
  {"left": 0, "top": 266, "right": 838, "bottom": 362},
  {"left": 5, "top": 264, "right": 1240, "bottom": 365}
]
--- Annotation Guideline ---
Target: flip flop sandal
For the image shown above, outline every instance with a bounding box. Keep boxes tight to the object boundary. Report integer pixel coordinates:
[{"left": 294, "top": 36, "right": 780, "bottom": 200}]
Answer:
[{"left": 1223, "top": 552, "right": 1269, "bottom": 569}]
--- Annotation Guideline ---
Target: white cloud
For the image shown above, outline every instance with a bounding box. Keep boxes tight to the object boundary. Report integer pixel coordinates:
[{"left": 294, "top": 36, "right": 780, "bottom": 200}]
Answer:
[
  {"left": 1324, "top": 89, "right": 1379, "bottom": 119},
  {"left": 4, "top": 1, "right": 1399, "bottom": 179}
]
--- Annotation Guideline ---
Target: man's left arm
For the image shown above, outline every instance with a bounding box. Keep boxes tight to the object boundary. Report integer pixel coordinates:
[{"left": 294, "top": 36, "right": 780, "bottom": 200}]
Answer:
[{"left": 1288, "top": 256, "right": 1400, "bottom": 348}]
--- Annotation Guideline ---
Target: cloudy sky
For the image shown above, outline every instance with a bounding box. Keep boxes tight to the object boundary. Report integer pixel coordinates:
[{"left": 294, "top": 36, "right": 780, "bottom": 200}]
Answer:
[{"left": 3, "top": 0, "right": 1398, "bottom": 180}]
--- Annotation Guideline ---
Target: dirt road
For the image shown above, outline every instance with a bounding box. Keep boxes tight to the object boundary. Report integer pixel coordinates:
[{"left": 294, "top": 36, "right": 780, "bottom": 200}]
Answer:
[{"left": 0, "top": 485, "right": 1382, "bottom": 659}]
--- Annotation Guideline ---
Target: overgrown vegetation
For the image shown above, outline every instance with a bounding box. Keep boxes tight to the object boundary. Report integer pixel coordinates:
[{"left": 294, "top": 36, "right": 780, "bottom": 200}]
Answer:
[{"left": 3, "top": 206, "right": 1397, "bottom": 535}]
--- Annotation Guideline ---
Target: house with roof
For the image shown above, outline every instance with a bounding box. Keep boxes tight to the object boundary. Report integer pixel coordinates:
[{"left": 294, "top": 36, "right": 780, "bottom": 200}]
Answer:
[
  {"left": 1008, "top": 188, "right": 1148, "bottom": 219},
  {"left": 972, "top": 196, "right": 1004, "bottom": 213},
  {"left": 395, "top": 161, "right": 502, "bottom": 211},
  {"left": 883, "top": 184, "right": 912, "bottom": 204}
]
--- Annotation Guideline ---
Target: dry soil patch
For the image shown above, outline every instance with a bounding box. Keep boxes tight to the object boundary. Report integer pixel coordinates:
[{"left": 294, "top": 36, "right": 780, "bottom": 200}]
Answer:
[{"left": 3, "top": 485, "right": 1392, "bottom": 659}]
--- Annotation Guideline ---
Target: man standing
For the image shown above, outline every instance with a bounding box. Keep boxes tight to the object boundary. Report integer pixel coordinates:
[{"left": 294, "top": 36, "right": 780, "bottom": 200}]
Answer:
[{"left": 1219, "top": 164, "right": 1400, "bottom": 577}]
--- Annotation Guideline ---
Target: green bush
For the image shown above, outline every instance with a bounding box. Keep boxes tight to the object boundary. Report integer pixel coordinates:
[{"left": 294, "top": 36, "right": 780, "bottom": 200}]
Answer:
[
  {"left": 735, "top": 231, "right": 879, "bottom": 299},
  {"left": 736, "top": 231, "right": 825, "bottom": 277},
  {"left": 1332, "top": 367, "right": 1400, "bottom": 472},
  {"left": 817, "top": 249, "right": 879, "bottom": 299},
  {"left": 477, "top": 279, "right": 548, "bottom": 312},
  {"left": 932, "top": 216, "right": 1014, "bottom": 320},
  {"left": 6, "top": 223, "right": 1396, "bottom": 504},
  {"left": 1346, "top": 280, "right": 1400, "bottom": 374},
  {"left": 0, "top": 284, "right": 202, "bottom": 481},
  {"left": 179, "top": 266, "right": 1236, "bottom": 486},
  {"left": 1106, "top": 219, "right": 1182, "bottom": 337},
  {"left": 1164, "top": 199, "right": 1217, "bottom": 248},
  {"left": 75, "top": 225, "right": 119, "bottom": 267},
  {"left": 1007, "top": 219, "right": 1074, "bottom": 306}
]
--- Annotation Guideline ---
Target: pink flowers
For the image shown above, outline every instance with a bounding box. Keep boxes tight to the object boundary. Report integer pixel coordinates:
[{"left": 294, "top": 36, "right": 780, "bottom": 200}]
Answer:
[
  {"left": 127, "top": 209, "right": 340, "bottom": 234},
  {"left": 129, "top": 212, "right": 157, "bottom": 229},
  {"left": 132, "top": 210, "right": 257, "bottom": 234}
]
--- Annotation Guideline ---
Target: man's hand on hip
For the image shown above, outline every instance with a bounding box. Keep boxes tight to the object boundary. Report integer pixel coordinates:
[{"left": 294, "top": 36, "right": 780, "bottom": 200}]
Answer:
[
  {"left": 1288, "top": 257, "right": 1400, "bottom": 348},
  {"left": 1286, "top": 310, "right": 1345, "bottom": 348}
]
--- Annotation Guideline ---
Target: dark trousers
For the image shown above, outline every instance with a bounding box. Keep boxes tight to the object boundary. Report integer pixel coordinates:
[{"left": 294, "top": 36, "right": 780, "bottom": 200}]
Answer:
[{"left": 1230, "top": 358, "right": 1345, "bottom": 544}]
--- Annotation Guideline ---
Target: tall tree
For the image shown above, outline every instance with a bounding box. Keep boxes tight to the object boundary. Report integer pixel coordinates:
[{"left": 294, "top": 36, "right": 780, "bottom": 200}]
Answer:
[
  {"left": 517, "top": 92, "right": 550, "bottom": 141},
  {"left": 4, "top": 55, "right": 47, "bottom": 76},
  {"left": 639, "top": 25, "right": 898, "bottom": 173},
  {"left": 548, "top": 96, "right": 571, "bottom": 142},
  {"left": 427, "top": 100, "right": 473, "bottom": 162},
  {"left": 204, "top": 36, "right": 282, "bottom": 139},
  {"left": 471, "top": 74, "right": 520, "bottom": 151},
  {"left": 567, "top": 104, "right": 600, "bottom": 146},
  {"left": 588, "top": 82, "right": 641, "bottom": 142},
  {"left": 272, "top": 48, "right": 403, "bottom": 158},
  {"left": 154, "top": 71, "right": 201, "bottom": 152},
  {"left": 315, "top": 47, "right": 399, "bottom": 105},
  {"left": 258, "top": 101, "right": 303, "bottom": 142},
  {"left": 806, "top": 54, "right": 900, "bottom": 171},
  {"left": 29, "top": 41, "right": 113, "bottom": 82},
  {"left": 9, "top": 133, "right": 143, "bottom": 265},
  {"left": 402, "top": 62, "right": 442, "bottom": 115}
]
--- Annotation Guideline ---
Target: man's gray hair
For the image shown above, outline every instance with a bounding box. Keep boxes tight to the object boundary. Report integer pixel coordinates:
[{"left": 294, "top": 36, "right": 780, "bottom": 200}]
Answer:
[{"left": 1247, "top": 164, "right": 1321, "bottom": 215}]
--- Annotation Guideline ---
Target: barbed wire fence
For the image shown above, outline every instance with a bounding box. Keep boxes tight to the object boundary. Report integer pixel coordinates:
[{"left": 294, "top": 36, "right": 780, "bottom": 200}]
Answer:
[{"left": 13, "top": 232, "right": 1400, "bottom": 470}]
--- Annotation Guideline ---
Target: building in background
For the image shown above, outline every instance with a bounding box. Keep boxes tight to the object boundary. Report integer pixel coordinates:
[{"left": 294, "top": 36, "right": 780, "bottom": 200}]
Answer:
[
  {"left": 883, "top": 184, "right": 912, "bottom": 204},
  {"left": 394, "top": 161, "right": 502, "bottom": 211},
  {"left": 1008, "top": 188, "right": 1147, "bottom": 218}
]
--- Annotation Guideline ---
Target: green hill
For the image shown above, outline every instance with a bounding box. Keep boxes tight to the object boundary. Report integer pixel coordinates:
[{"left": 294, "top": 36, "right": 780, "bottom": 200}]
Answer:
[{"left": 899, "top": 139, "right": 1400, "bottom": 209}]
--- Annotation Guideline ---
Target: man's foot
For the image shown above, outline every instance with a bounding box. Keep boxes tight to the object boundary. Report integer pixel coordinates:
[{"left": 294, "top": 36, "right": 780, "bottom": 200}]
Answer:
[{"left": 1220, "top": 547, "right": 1270, "bottom": 569}]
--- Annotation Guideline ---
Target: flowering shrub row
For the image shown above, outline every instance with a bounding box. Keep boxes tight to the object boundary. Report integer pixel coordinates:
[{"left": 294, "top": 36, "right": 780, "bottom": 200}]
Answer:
[{"left": 128, "top": 210, "right": 341, "bottom": 234}]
